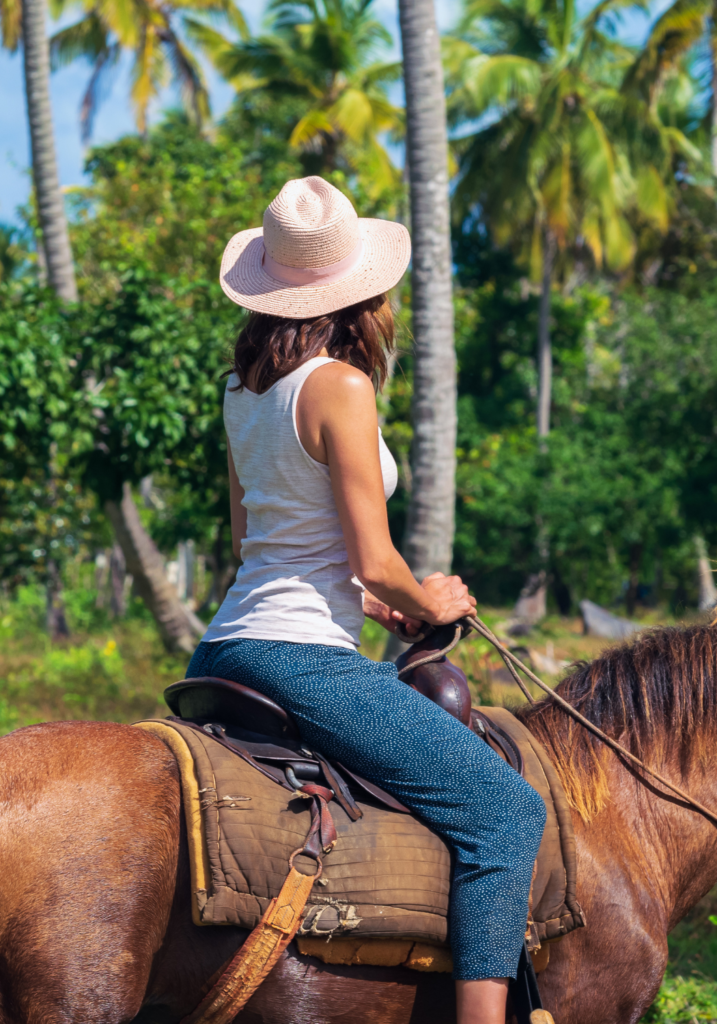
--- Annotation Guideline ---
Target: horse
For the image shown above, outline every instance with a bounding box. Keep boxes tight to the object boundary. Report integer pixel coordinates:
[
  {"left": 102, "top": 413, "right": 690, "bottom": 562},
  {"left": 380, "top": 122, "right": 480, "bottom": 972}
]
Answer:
[{"left": 0, "top": 623, "right": 716, "bottom": 1024}]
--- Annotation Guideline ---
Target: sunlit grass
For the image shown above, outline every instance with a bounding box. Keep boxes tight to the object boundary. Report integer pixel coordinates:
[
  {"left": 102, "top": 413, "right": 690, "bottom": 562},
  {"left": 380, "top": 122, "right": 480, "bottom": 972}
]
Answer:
[
  {"left": 0, "top": 584, "right": 185, "bottom": 730},
  {"left": 642, "top": 892, "right": 717, "bottom": 1022}
]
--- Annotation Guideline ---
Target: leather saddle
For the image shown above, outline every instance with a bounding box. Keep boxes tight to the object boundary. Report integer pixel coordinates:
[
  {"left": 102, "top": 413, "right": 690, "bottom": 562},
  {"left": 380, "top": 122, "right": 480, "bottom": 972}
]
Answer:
[{"left": 164, "top": 624, "right": 524, "bottom": 822}]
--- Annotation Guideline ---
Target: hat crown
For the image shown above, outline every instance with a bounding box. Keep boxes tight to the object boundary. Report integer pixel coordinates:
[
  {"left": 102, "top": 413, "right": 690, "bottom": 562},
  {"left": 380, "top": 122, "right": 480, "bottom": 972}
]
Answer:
[{"left": 263, "top": 177, "right": 360, "bottom": 269}]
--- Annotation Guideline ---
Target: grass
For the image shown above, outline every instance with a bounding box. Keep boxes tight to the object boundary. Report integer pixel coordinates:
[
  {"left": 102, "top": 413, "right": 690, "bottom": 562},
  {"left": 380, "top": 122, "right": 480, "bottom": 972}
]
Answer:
[
  {"left": 0, "top": 582, "right": 713, "bottom": 1020},
  {"left": 644, "top": 892, "right": 717, "bottom": 1023},
  {"left": 0, "top": 583, "right": 186, "bottom": 729}
]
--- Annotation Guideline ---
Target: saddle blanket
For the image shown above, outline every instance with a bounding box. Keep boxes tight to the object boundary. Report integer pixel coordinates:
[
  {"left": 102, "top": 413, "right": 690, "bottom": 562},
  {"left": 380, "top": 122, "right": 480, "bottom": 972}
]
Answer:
[{"left": 136, "top": 708, "right": 584, "bottom": 958}]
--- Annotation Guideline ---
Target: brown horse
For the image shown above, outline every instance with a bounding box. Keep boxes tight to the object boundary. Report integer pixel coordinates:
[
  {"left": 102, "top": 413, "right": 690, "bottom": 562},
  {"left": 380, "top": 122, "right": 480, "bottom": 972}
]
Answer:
[{"left": 1, "top": 623, "right": 716, "bottom": 1024}]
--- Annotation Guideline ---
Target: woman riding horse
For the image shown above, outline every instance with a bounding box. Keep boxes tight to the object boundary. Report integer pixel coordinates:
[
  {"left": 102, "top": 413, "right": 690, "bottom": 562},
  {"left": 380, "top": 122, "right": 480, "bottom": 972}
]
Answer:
[{"left": 185, "top": 176, "right": 546, "bottom": 1024}]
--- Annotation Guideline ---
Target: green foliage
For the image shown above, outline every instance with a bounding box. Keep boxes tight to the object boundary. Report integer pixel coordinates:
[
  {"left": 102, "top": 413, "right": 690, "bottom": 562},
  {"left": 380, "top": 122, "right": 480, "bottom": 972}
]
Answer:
[
  {"left": 446, "top": 0, "right": 702, "bottom": 283},
  {"left": 72, "top": 271, "right": 234, "bottom": 500},
  {"left": 0, "top": 224, "right": 30, "bottom": 283},
  {"left": 0, "top": 580, "right": 183, "bottom": 729},
  {"left": 642, "top": 894, "right": 717, "bottom": 1023},
  {"left": 447, "top": 229, "right": 717, "bottom": 610},
  {"left": 0, "top": 262, "right": 240, "bottom": 578},
  {"left": 636, "top": 183, "right": 717, "bottom": 295},
  {"left": 71, "top": 115, "right": 303, "bottom": 299},
  {"left": 644, "top": 976, "right": 717, "bottom": 1023},
  {"left": 191, "top": 0, "right": 404, "bottom": 203},
  {"left": 0, "top": 283, "right": 106, "bottom": 583}
]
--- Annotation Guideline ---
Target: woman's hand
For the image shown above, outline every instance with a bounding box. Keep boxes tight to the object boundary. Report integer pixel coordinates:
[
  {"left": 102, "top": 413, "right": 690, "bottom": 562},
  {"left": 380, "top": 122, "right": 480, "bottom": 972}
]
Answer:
[
  {"left": 420, "top": 572, "right": 476, "bottom": 626},
  {"left": 364, "top": 591, "right": 423, "bottom": 637}
]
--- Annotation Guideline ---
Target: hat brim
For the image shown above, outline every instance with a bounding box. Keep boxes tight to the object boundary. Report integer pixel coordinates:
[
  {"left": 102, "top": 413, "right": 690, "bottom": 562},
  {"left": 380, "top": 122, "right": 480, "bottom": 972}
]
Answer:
[{"left": 220, "top": 219, "right": 411, "bottom": 319}]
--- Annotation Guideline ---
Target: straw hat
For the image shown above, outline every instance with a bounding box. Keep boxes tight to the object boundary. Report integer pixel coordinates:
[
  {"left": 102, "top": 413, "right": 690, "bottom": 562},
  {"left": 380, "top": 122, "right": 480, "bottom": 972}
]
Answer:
[{"left": 220, "top": 176, "right": 411, "bottom": 319}]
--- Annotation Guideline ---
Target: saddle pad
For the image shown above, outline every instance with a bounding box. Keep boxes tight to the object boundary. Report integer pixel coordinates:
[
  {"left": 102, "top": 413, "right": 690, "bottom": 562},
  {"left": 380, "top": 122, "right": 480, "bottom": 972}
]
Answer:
[{"left": 136, "top": 710, "right": 584, "bottom": 950}]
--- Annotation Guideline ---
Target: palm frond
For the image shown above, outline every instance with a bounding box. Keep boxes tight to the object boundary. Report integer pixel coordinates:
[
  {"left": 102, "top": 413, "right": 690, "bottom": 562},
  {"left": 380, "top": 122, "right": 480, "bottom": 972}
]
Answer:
[
  {"left": 578, "top": 0, "right": 647, "bottom": 61},
  {"left": 164, "top": 28, "right": 211, "bottom": 125},
  {"left": 660, "top": 123, "right": 702, "bottom": 161},
  {"left": 603, "top": 210, "right": 635, "bottom": 269},
  {"left": 80, "top": 40, "right": 121, "bottom": 140},
  {"left": 289, "top": 106, "right": 335, "bottom": 148},
  {"left": 50, "top": 13, "right": 108, "bottom": 68},
  {"left": 457, "top": 52, "right": 542, "bottom": 116},
  {"left": 1, "top": 0, "right": 22, "bottom": 52},
  {"left": 95, "top": 0, "right": 140, "bottom": 47},
  {"left": 622, "top": 0, "right": 708, "bottom": 104},
  {"left": 358, "top": 59, "right": 402, "bottom": 87},
  {"left": 635, "top": 163, "right": 669, "bottom": 229},
  {"left": 581, "top": 207, "right": 604, "bottom": 266},
  {"left": 130, "top": 25, "right": 168, "bottom": 133}
]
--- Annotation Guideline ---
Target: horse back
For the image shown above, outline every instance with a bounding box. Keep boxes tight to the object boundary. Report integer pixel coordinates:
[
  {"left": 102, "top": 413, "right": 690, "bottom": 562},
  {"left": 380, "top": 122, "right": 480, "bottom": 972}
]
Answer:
[{"left": 0, "top": 721, "right": 181, "bottom": 1024}]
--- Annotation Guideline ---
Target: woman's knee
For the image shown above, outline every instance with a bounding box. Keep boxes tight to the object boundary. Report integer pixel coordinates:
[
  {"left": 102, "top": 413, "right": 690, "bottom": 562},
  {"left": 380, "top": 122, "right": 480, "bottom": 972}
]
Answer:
[
  {"left": 516, "top": 776, "right": 547, "bottom": 826},
  {"left": 468, "top": 769, "right": 546, "bottom": 840}
]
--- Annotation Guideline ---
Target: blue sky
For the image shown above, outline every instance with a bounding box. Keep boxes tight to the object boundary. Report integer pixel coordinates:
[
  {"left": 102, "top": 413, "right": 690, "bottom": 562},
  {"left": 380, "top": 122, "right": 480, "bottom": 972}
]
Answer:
[{"left": 0, "top": 0, "right": 668, "bottom": 227}]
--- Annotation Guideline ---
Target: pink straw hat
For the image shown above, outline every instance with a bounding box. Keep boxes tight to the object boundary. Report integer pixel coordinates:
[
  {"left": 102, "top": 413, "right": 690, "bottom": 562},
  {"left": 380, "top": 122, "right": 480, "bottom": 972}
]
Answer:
[{"left": 220, "top": 176, "right": 411, "bottom": 319}]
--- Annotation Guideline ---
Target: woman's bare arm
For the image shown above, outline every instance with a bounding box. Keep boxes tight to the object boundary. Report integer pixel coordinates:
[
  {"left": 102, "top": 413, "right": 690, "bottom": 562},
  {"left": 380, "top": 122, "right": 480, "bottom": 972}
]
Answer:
[
  {"left": 296, "top": 361, "right": 476, "bottom": 627},
  {"left": 227, "top": 439, "right": 247, "bottom": 560}
]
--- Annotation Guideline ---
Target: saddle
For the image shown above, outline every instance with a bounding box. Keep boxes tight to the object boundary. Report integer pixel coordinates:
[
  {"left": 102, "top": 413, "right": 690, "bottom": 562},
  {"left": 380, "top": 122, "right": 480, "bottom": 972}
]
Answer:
[
  {"left": 163, "top": 626, "right": 525, "bottom": 816},
  {"left": 154, "top": 624, "right": 583, "bottom": 949}
]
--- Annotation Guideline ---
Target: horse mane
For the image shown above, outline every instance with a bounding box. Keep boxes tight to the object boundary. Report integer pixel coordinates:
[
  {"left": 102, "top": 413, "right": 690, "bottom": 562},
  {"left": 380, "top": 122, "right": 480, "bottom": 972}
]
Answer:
[{"left": 515, "top": 624, "right": 717, "bottom": 822}]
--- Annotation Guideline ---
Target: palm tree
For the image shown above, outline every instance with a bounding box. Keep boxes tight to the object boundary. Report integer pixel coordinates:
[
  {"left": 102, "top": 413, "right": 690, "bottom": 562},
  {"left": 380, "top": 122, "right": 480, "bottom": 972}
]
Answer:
[
  {"left": 48, "top": 0, "right": 248, "bottom": 138},
  {"left": 396, "top": 0, "right": 457, "bottom": 586},
  {"left": 621, "top": 0, "right": 716, "bottom": 170},
  {"left": 190, "top": 0, "right": 402, "bottom": 195},
  {"left": 447, "top": 0, "right": 696, "bottom": 439},
  {"left": 8, "top": 0, "right": 78, "bottom": 300},
  {"left": 446, "top": 0, "right": 699, "bottom": 621}
]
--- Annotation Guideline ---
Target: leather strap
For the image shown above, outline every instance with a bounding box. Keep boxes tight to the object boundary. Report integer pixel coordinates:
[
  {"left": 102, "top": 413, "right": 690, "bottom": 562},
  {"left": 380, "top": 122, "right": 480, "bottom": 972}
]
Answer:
[
  {"left": 296, "top": 783, "right": 338, "bottom": 859},
  {"left": 180, "top": 781, "right": 336, "bottom": 1023},
  {"left": 169, "top": 718, "right": 295, "bottom": 792},
  {"left": 315, "top": 754, "right": 363, "bottom": 822},
  {"left": 179, "top": 866, "right": 317, "bottom": 1024}
]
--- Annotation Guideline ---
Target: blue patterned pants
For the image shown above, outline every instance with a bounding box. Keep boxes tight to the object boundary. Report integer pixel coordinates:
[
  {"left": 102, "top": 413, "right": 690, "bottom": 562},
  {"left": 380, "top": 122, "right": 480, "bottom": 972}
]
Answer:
[{"left": 186, "top": 639, "right": 545, "bottom": 980}]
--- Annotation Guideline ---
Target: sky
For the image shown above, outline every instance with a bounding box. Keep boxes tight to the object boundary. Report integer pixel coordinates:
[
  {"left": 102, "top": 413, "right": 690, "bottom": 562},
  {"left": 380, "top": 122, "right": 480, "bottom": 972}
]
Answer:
[{"left": 0, "top": 0, "right": 668, "bottom": 227}]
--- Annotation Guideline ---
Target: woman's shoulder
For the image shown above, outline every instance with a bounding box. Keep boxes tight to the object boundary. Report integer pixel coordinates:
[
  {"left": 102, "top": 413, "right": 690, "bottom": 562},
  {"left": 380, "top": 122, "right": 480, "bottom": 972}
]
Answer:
[
  {"left": 302, "top": 359, "right": 374, "bottom": 400},
  {"left": 298, "top": 360, "right": 378, "bottom": 438}
]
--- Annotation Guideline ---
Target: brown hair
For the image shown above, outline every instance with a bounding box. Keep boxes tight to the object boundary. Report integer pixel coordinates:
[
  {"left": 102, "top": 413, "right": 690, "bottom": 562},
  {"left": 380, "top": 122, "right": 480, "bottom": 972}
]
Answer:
[{"left": 228, "top": 294, "right": 395, "bottom": 394}]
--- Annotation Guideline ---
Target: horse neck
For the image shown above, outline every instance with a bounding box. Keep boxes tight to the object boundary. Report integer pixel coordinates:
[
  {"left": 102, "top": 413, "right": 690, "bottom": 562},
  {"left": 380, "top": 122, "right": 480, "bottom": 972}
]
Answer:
[{"left": 577, "top": 748, "right": 717, "bottom": 930}]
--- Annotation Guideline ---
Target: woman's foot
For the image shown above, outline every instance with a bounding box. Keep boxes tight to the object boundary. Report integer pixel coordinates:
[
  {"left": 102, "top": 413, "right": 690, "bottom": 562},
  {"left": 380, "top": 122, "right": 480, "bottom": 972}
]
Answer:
[{"left": 456, "top": 978, "right": 509, "bottom": 1024}]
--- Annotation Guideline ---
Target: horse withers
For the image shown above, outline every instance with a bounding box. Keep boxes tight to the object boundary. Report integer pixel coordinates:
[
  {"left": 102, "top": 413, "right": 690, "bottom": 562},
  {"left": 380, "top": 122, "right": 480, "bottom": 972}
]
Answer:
[{"left": 0, "top": 624, "right": 716, "bottom": 1024}]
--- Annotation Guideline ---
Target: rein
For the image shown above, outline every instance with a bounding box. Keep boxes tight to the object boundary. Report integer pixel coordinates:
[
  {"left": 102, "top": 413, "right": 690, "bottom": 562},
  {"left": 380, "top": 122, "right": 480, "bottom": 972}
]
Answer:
[{"left": 397, "top": 613, "right": 717, "bottom": 829}]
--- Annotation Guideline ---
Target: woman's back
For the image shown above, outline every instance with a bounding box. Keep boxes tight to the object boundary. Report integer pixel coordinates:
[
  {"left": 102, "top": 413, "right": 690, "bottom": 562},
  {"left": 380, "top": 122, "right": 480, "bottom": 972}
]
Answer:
[{"left": 203, "top": 356, "right": 397, "bottom": 649}]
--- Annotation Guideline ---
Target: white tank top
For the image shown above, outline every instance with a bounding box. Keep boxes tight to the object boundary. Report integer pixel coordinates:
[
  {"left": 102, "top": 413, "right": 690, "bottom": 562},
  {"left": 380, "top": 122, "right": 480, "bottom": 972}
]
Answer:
[{"left": 202, "top": 357, "right": 398, "bottom": 649}]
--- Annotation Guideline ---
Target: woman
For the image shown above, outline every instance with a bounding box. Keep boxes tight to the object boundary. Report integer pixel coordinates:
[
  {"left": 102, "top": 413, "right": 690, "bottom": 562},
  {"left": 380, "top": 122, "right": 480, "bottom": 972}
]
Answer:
[{"left": 187, "top": 176, "right": 545, "bottom": 1024}]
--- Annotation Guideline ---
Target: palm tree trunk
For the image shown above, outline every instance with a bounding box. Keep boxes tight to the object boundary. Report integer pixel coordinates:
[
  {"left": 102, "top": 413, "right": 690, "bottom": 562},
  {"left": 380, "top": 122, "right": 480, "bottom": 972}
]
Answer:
[
  {"left": 513, "top": 228, "right": 555, "bottom": 627},
  {"left": 104, "top": 483, "right": 198, "bottom": 654},
  {"left": 537, "top": 229, "right": 555, "bottom": 439},
  {"left": 398, "top": 0, "right": 457, "bottom": 581},
  {"left": 109, "top": 541, "right": 127, "bottom": 618},
  {"left": 695, "top": 534, "right": 717, "bottom": 612},
  {"left": 46, "top": 557, "right": 70, "bottom": 639},
  {"left": 21, "top": 0, "right": 78, "bottom": 302},
  {"left": 625, "top": 541, "right": 642, "bottom": 617}
]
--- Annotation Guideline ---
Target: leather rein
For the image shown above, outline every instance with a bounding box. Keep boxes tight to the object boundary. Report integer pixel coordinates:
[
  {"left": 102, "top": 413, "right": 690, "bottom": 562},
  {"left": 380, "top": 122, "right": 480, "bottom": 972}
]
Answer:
[{"left": 396, "top": 613, "right": 717, "bottom": 829}]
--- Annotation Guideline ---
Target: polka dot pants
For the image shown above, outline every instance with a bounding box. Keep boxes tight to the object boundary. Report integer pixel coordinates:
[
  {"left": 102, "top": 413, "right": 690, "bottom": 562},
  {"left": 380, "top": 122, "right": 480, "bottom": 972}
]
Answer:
[{"left": 186, "top": 639, "right": 546, "bottom": 981}]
